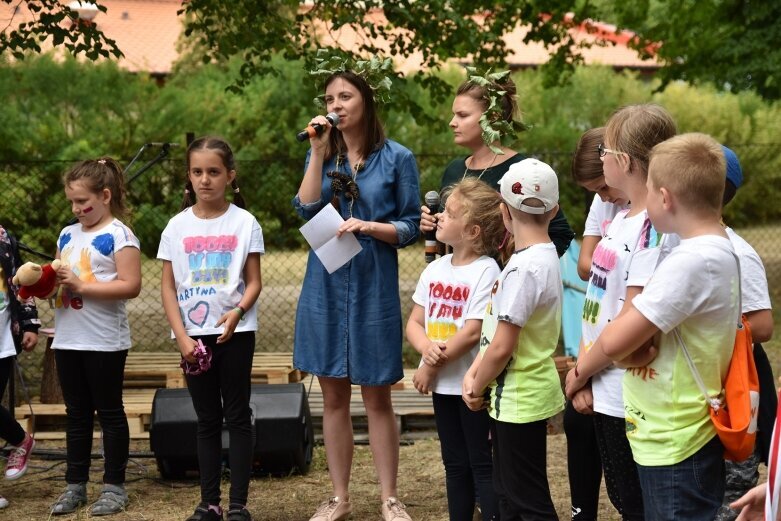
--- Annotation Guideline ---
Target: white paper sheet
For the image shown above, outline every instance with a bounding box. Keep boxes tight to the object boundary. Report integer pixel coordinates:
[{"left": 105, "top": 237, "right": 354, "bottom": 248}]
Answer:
[{"left": 299, "top": 203, "right": 362, "bottom": 274}]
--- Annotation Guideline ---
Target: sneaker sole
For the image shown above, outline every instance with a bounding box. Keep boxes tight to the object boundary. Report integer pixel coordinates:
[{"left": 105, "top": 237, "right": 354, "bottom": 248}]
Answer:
[
  {"left": 5, "top": 465, "right": 28, "bottom": 481},
  {"left": 5, "top": 439, "right": 34, "bottom": 481},
  {"left": 51, "top": 501, "right": 87, "bottom": 516}
]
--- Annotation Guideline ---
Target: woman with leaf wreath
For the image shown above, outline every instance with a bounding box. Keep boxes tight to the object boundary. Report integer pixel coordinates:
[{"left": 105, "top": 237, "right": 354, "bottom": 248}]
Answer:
[
  {"left": 292, "top": 52, "right": 420, "bottom": 521},
  {"left": 421, "top": 69, "right": 574, "bottom": 258},
  {"left": 418, "top": 69, "right": 574, "bottom": 521}
]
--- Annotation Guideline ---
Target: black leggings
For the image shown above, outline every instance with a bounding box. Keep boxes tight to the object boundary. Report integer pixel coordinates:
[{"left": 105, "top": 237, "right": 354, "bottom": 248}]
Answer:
[
  {"left": 564, "top": 400, "right": 602, "bottom": 521},
  {"left": 0, "top": 356, "right": 24, "bottom": 446},
  {"left": 55, "top": 349, "right": 129, "bottom": 485},
  {"left": 186, "top": 332, "right": 254, "bottom": 507},
  {"left": 432, "top": 393, "right": 497, "bottom": 521},
  {"left": 593, "top": 412, "right": 644, "bottom": 520}
]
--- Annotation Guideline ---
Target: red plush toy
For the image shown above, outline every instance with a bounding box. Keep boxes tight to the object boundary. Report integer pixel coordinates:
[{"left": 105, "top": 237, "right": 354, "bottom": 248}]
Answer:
[{"left": 12, "top": 260, "right": 63, "bottom": 300}]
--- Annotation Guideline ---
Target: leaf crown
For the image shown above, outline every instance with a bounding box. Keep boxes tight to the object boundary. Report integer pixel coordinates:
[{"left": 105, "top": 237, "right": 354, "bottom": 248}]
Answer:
[
  {"left": 464, "top": 67, "right": 529, "bottom": 154},
  {"left": 310, "top": 49, "right": 394, "bottom": 107}
]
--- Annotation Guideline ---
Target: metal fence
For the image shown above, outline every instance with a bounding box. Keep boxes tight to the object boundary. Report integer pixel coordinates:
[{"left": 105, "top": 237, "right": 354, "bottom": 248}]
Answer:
[{"left": 4, "top": 146, "right": 780, "bottom": 393}]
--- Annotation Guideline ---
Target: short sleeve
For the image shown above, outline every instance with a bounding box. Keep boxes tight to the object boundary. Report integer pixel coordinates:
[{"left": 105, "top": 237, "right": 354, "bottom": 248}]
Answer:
[
  {"left": 739, "top": 249, "right": 771, "bottom": 312},
  {"left": 495, "top": 265, "right": 541, "bottom": 328},
  {"left": 114, "top": 222, "right": 140, "bottom": 253},
  {"left": 463, "top": 261, "right": 501, "bottom": 321},
  {"left": 157, "top": 221, "right": 173, "bottom": 261},
  {"left": 412, "top": 262, "right": 434, "bottom": 306},
  {"left": 583, "top": 195, "right": 603, "bottom": 237},
  {"left": 633, "top": 250, "right": 714, "bottom": 333},
  {"left": 249, "top": 218, "right": 265, "bottom": 255}
]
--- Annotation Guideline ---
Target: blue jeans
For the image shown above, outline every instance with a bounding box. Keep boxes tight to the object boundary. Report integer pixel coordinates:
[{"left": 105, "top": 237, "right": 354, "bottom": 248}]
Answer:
[{"left": 636, "top": 435, "right": 725, "bottom": 521}]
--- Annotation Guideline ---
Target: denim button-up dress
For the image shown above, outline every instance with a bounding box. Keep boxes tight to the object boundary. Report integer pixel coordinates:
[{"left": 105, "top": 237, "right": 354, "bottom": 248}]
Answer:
[{"left": 292, "top": 139, "right": 420, "bottom": 385}]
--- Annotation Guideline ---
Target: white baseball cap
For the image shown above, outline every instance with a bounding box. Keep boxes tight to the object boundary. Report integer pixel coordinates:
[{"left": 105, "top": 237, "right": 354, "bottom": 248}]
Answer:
[{"left": 498, "top": 158, "right": 559, "bottom": 214}]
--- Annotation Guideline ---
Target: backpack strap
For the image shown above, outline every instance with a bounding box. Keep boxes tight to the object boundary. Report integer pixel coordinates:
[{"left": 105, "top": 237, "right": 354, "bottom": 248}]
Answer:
[{"left": 675, "top": 248, "right": 742, "bottom": 413}]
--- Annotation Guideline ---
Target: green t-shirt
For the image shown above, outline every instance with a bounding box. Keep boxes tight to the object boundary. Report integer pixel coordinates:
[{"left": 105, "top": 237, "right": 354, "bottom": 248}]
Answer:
[
  {"left": 479, "top": 243, "right": 565, "bottom": 424},
  {"left": 440, "top": 155, "right": 575, "bottom": 257}
]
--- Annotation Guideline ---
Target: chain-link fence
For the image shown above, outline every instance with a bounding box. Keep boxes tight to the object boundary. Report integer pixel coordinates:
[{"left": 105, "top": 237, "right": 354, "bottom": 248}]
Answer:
[{"left": 4, "top": 145, "right": 780, "bottom": 393}]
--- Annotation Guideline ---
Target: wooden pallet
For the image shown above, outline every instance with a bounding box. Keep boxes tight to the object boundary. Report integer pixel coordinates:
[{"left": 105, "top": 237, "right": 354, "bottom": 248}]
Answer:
[
  {"left": 123, "top": 351, "right": 302, "bottom": 388},
  {"left": 15, "top": 389, "right": 156, "bottom": 440},
  {"left": 18, "top": 358, "right": 573, "bottom": 440}
]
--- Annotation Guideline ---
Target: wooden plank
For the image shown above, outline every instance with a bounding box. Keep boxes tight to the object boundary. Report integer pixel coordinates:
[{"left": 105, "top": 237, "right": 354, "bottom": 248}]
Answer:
[{"left": 123, "top": 351, "right": 303, "bottom": 388}]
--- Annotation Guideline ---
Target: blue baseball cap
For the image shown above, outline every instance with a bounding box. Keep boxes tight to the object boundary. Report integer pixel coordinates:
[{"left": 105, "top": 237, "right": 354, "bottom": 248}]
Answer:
[{"left": 722, "top": 145, "right": 743, "bottom": 189}]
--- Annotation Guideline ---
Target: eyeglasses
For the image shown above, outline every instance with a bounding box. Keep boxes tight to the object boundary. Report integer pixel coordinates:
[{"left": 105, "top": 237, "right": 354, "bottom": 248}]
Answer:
[{"left": 597, "top": 143, "right": 621, "bottom": 158}]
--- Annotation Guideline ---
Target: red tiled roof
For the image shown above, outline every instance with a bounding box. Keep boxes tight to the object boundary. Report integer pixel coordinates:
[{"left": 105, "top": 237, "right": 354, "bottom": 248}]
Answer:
[
  {"left": 0, "top": 2, "right": 658, "bottom": 75},
  {"left": 0, "top": 0, "right": 181, "bottom": 75}
]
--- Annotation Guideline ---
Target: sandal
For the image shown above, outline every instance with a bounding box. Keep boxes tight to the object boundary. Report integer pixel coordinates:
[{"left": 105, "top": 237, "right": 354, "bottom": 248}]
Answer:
[
  {"left": 51, "top": 483, "right": 87, "bottom": 516},
  {"left": 89, "top": 484, "right": 129, "bottom": 516}
]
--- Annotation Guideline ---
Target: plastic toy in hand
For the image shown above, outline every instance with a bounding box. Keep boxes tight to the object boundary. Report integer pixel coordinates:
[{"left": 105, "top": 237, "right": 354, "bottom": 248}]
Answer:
[{"left": 180, "top": 339, "right": 212, "bottom": 376}]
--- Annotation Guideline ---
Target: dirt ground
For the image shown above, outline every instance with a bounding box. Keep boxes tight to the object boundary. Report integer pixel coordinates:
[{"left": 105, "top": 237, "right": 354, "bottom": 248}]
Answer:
[{"left": 0, "top": 434, "right": 631, "bottom": 521}]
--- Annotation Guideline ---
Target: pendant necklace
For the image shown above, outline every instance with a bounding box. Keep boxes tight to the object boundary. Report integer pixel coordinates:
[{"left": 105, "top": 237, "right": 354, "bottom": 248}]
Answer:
[{"left": 462, "top": 152, "right": 499, "bottom": 181}]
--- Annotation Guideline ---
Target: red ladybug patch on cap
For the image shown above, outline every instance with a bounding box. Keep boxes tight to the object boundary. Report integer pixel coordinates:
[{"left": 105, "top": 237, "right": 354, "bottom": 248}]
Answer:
[{"left": 512, "top": 182, "right": 523, "bottom": 194}]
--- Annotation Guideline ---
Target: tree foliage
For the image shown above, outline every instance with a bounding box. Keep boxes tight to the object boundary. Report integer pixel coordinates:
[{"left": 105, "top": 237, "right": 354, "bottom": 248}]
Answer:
[
  {"left": 1, "top": 56, "right": 779, "bottom": 256},
  {"left": 0, "top": 0, "right": 121, "bottom": 60},
  {"left": 4, "top": 1, "right": 780, "bottom": 102}
]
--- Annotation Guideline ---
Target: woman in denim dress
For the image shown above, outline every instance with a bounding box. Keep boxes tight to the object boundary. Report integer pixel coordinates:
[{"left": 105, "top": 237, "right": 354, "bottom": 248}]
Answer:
[{"left": 292, "top": 69, "right": 420, "bottom": 521}]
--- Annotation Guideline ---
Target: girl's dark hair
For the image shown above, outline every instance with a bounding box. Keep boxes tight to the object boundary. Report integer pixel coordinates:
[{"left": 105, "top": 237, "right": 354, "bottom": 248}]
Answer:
[
  {"left": 571, "top": 127, "right": 606, "bottom": 183},
  {"left": 324, "top": 71, "right": 385, "bottom": 162},
  {"left": 63, "top": 157, "right": 129, "bottom": 220},
  {"left": 456, "top": 76, "right": 519, "bottom": 124},
  {"left": 181, "top": 136, "right": 245, "bottom": 211}
]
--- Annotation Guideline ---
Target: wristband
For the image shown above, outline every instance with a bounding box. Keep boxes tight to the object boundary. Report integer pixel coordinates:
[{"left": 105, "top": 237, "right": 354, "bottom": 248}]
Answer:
[{"left": 233, "top": 305, "right": 246, "bottom": 319}]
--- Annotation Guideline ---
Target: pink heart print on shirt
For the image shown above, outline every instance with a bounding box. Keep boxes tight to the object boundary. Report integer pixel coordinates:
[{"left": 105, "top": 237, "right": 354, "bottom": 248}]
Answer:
[{"left": 187, "top": 301, "right": 210, "bottom": 328}]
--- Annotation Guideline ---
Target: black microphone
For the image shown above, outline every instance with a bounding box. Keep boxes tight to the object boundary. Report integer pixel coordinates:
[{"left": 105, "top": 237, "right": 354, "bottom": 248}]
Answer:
[
  {"left": 296, "top": 112, "right": 340, "bottom": 142},
  {"left": 424, "top": 190, "right": 440, "bottom": 263}
]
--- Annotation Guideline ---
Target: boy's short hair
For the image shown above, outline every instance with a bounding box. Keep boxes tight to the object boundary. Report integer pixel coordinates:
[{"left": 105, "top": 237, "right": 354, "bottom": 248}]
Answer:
[
  {"left": 498, "top": 158, "right": 559, "bottom": 214},
  {"left": 649, "top": 133, "right": 726, "bottom": 214}
]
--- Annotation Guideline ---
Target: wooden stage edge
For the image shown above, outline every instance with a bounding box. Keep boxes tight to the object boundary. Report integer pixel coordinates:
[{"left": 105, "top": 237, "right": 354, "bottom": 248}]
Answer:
[{"left": 18, "top": 356, "right": 574, "bottom": 440}]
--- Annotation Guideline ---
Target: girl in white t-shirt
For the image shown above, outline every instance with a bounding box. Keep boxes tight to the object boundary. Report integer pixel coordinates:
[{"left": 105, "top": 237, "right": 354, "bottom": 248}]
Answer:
[
  {"left": 50, "top": 158, "right": 142, "bottom": 516},
  {"left": 563, "top": 127, "right": 630, "bottom": 521},
  {"left": 565, "top": 105, "right": 677, "bottom": 520},
  {"left": 405, "top": 178, "right": 503, "bottom": 521},
  {"left": 158, "top": 137, "right": 263, "bottom": 521}
]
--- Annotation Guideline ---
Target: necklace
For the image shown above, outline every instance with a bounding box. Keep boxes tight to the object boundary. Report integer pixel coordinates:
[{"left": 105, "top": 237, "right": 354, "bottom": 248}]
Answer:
[
  {"left": 193, "top": 202, "right": 230, "bottom": 219},
  {"left": 462, "top": 152, "right": 499, "bottom": 181}
]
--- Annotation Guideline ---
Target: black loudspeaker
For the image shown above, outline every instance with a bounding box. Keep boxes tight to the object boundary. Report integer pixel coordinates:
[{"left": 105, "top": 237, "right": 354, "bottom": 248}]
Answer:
[{"left": 149, "top": 383, "right": 314, "bottom": 479}]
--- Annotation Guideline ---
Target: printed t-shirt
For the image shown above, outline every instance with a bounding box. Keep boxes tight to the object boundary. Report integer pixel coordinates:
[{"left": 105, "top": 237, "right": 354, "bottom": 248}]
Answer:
[
  {"left": 53, "top": 219, "right": 140, "bottom": 351},
  {"left": 479, "top": 243, "right": 564, "bottom": 424},
  {"left": 625, "top": 235, "right": 739, "bottom": 466},
  {"left": 583, "top": 209, "right": 663, "bottom": 417},
  {"left": 412, "top": 254, "right": 500, "bottom": 395},
  {"left": 157, "top": 205, "right": 264, "bottom": 337}
]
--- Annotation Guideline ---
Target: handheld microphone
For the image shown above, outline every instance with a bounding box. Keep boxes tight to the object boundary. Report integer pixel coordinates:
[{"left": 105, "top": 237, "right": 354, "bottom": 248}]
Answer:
[
  {"left": 296, "top": 112, "right": 339, "bottom": 142},
  {"left": 424, "top": 190, "right": 440, "bottom": 263}
]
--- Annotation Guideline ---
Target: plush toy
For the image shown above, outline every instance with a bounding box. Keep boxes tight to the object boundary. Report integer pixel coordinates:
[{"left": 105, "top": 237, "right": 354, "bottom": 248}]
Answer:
[{"left": 12, "top": 260, "right": 63, "bottom": 300}]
